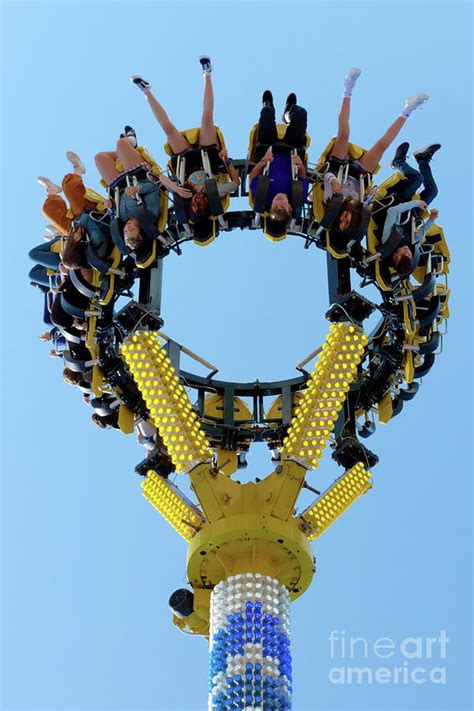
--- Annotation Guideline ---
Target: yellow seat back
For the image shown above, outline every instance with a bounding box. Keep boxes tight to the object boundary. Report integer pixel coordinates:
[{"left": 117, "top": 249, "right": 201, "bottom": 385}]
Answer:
[
  {"left": 266, "top": 392, "right": 303, "bottom": 425},
  {"left": 204, "top": 394, "right": 253, "bottom": 425},
  {"left": 247, "top": 123, "right": 311, "bottom": 164},
  {"left": 164, "top": 126, "right": 227, "bottom": 158},
  {"left": 91, "top": 365, "right": 105, "bottom": 397},
  {"left": 316, "top": 137, "right": 380, "bottom": 174},
  {"left": 99, "top": 146, "right": 164, "bottom": 190},
  {"left": 118, "top": 404, "right": 135, "bottom": 435},
  {"left": 84, "top": 188, "right": 107, "bottom": 212}
]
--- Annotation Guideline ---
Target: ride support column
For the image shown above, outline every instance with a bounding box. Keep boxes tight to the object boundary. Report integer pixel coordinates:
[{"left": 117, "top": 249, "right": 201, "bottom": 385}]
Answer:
[{"left": 209, "top": 572, "right": 292, "bottom": 710}]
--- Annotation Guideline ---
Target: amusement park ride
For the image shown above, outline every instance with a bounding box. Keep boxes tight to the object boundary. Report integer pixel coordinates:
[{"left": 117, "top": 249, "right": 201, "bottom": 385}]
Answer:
[{"left": 30, "top": 112, "right": 450, "bottom": 709}]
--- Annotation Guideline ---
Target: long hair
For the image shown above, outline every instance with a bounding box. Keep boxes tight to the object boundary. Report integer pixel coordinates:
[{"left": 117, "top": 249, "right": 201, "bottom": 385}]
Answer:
[
  {"left": 189, "top": 192, "right": 210, "bottom": 223},
  {"left": 395, "top": 254, "right": 413, "bottom": 275},
  {"left": 331, "top": 197, "right": 363, "bottom": 240},
  {"left": 62, "top": 224, "right": 88, "bottom": 269}
]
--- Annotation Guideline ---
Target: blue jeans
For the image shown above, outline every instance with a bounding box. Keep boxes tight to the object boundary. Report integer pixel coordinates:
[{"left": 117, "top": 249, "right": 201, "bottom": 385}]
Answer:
[
  {"left": 395, "top": 159, "right": 438, "bottom": 206},
  {"left": 29, "top": 264, "right": 51, "bottom": 289},
  {"left": 28, "top": 238, "right": 61, "bottom": 269}
]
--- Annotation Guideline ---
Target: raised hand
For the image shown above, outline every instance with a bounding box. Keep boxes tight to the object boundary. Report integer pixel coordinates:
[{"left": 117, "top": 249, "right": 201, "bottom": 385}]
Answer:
[{"left": 175, "top": 186, "right": 193, "bottom": 199}]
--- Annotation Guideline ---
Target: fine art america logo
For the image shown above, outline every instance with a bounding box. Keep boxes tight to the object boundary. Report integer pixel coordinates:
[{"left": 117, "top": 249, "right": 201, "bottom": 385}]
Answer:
[{"left": 328, "top": 630, "right": 449, "bottom": 685}]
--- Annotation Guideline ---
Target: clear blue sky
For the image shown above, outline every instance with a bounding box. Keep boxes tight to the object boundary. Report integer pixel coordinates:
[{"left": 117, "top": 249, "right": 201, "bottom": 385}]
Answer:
[{"left": 1, "top": 1, "right": 472, "bottom": 710}]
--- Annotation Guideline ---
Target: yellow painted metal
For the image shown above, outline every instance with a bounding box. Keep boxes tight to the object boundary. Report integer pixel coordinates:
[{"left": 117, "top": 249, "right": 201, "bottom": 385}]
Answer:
[
  {"left": 377, "top": 390, "right": 393, "bottom": 424},
  {"left": 157, "top": 188, "right": 169, "bottom": 234},
  {"left": 142, "top": 471, "right": 206, "bottom": 542},
  {"left": 300, "top": 462, "right": 372, "bottom": 540},
  {"left": 172, "top": 611, "right": 209, "bottom": 637},
  {"left": 266, "top": 392, "right": 303, "bottom": 425},
  {"left": 202, "top": 396, "right": 252, "bottom": 474},
  {"left": 186, "top": 460, "right": 314, "bottom": 605},
  {"left": 280, "top": 323, "right": 367, "bottom": 470},
  {"left": 262, "top": 215, "right": 288, "bottom": 243},
  {"left": 91, "top": 365, "right": 104, "bottom": 397},
  {"left": 84, "top": 187, "right": 107, "bottom": 212},
  {"left": 85, "top": 316, "right": 97, "bottom": 351},
  {"left": 437, "top": 283, "right": 450, "bottom": 319},
  {"left": 403, "top": 351, "right": 415, "bottom": 384},
  {"left": 136, "top": 239, "right": 157, "bottom": 270},
  {"left": 171, "top": 587, "right": 211, "bottom": 637},
  {"left": 99, "top": 146, "right": 164, "bottom": 189},
  {"left": 316, "top": 137, "right": 380, "bottom": 174},
  {"left": 121, "top": 331, "right": 212, "bottom": 473},
  {"left": 189, "top": 460, "right": 305, "bottom": 523},
  {"left": 187, "top": 514, "right": 315, "bottom": 602},
  {"left": 204, "top": 394, "right": 253, "bottom": 424},
  {"left": 164, "top": 126, "right": 227, "bottom": 157},
  {"left": 247, "top": 123, "right": 310, "bottom": 166},
  {"left": 192, "top": 218, "right": 216, "bottom": 247},
  {"left": 118, "top": 404, "right": 134, "bottom": 434},
  {"left": 215, "top": 448, "right": 238, "bottom": 477}
]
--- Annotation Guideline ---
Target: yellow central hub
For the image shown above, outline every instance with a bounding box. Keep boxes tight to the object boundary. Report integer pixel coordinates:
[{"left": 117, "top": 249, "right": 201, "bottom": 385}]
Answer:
[
  {"left": 184, "top": 459, "right": 316, "bottom": 625},
  {"left": 187, "top": 512, "right": 315, "bottom": 601}
]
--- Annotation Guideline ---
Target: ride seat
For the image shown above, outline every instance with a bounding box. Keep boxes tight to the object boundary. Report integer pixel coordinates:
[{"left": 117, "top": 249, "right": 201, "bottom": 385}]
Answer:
[
  {"left": 311, "top": 139, "right": 377, "bottom": 259},
  {"left": 247, "top": 123, "right": 311, "bottom": 242}
]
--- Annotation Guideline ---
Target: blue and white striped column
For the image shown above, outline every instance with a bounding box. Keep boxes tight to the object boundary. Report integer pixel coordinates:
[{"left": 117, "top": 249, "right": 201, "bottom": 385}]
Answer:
[{"left": 209, "top": 573, "right": 292, "bottom": 710}]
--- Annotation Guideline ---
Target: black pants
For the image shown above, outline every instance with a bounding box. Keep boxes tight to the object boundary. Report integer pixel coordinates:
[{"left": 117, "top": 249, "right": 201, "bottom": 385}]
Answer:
[{"left": 256, "top": 105, "right": 307, "bottom": 158}]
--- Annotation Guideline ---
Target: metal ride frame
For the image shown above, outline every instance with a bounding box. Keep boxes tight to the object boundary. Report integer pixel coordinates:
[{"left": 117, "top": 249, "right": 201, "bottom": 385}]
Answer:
[
  {"left": 128, "top": 157, "right": 445, "bottom": 480},
  {"left": 56, "top": 155, "right": 448, "bottom": 710}
]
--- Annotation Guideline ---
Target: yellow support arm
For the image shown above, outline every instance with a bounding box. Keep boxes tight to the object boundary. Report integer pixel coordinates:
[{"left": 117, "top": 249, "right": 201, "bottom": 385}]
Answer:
[
  {"left": 299, "top": 462, "right": 372, "bottom": 540},
  {"left": 281, "top": 323, "right": 367, "bottom": 470},
  {"left": 121, "top": 331, "right": 213, "bottom": 473},
  {"left": 142, "top": 471, "right": 206, "bottom": 542}
]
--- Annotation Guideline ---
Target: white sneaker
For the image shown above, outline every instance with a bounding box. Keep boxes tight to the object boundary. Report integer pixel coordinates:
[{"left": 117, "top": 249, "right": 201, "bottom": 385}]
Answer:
[
  {"left": 45, "top": 224, "right": 61, "bottom": 237},
  {"left": 66, "top": 151, "right": 86, "bottom": 175},
  {"left": 403, "top": 93, "right": 429, "bottom": 115},
  {"left": 37, "top": 176, "right": 61, "bottom": 194},
  {"left": 344, "top": 67, "right": 361, "bottom": 94}
]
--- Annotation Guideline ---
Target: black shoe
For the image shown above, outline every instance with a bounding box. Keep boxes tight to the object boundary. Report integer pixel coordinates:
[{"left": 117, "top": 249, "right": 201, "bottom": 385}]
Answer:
[
  {"left": 282, "top": 92, "right": 297, "bottom": 124},
  {"left": 262, "top": 89, "right": 274, "bottom": 108},
  {"left": 199, "top": 55, "right": 213, "bottom": 74},
  {"left": 390, "top": 142, "right": 409, "bottom": 169},
  {"left": 413, "top": 143, "right": 441, "bottom": 163},
  {"left": 120, "top": 125, "right": 137, "bottom": 148}
]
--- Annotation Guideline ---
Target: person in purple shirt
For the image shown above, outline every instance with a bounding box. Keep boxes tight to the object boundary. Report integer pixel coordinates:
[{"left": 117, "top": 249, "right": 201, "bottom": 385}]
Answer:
[{"left": 248, "top": 90, "right": 309, "bottom": 233}]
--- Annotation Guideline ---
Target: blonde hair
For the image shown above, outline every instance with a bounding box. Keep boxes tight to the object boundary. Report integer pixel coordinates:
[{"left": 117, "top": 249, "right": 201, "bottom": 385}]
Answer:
[{"left": 269, "top": 205, "right": 292, "bottom": 230}]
